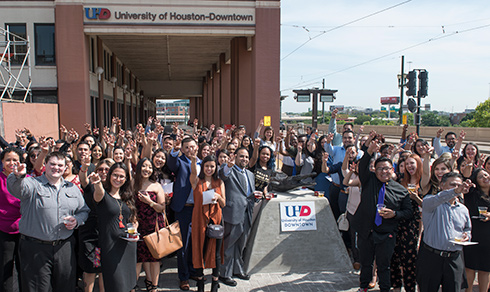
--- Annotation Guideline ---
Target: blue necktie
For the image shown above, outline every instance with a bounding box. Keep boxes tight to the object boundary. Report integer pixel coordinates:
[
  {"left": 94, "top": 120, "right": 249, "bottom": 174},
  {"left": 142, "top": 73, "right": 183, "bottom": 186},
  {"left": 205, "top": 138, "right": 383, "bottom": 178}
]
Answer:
[{"left": 375, "top": 184, "right": 386, "bottom": 226}]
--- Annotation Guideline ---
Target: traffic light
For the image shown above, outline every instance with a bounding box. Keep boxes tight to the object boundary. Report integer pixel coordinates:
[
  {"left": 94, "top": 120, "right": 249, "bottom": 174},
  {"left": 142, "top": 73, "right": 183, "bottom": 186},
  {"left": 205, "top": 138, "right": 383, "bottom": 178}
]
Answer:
[
  {"left": 406, "top": 70, "right": 417, "bottom": 97},
  {"left": 418, "top": 70, "right": 428, "bottom": 97}
]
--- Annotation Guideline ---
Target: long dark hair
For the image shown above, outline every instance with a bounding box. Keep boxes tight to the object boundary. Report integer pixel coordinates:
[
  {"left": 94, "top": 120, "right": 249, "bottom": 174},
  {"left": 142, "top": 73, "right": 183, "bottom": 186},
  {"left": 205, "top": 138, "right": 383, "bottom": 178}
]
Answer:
[
  {"left": 255, "top": 145, "right": 274, "bottom": 170},
  {"left": 457, "top": 142, "right": 480, "bottom": 172},
  {"left": 26, "top": 146, "right": 41, "bottom": 173},
  {"left": 104, "top": 162, "right": 137, "bottom": 222},
  {"left": 133, "top": 157, "right": 157, "bottom": 192},
  {"left": 470, "top": 168, "right": 490, "bottom": 203},
  {"left": 198, "top": 155, "right": 219, "bottom": 181},
  {"left": 151, "top": 149, "right": 174, "bottom": 182}
]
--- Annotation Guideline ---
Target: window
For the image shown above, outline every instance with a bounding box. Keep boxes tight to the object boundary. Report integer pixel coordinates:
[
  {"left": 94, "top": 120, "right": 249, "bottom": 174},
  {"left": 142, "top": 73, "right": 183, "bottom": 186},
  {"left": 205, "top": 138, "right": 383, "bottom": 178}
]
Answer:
[
  {"left": 34, "top": 24, "right": 55, "bottom": 65},
  {"left": 5, "top": 23, "right": 27, "bottom": 65}
]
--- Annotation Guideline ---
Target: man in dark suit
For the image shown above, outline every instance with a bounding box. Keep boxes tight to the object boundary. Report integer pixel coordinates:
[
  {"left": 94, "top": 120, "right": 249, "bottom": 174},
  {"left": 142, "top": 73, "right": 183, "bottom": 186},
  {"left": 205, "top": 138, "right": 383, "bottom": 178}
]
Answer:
[
  {"left": 167, "top": 137, "right": 200, "bottom": 290},
  {"left": 354, "top": 138, "right": 412, "bottom": 292},
  {"left": 219, "top": 147, "right": 259, "bottom": 286}
]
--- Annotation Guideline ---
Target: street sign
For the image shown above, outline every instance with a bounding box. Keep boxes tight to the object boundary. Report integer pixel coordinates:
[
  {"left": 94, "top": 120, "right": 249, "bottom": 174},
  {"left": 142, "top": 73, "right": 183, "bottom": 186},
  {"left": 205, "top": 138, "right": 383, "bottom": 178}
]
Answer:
[
  {"left": 407, "top": 98, "right": 417, "bottom": 113},
  {"left": 380, "top": 106, "right": 387, "bottom": 112},
  {"left": 296, "top": 94, "right": 310, "bottom": 102},
  {"left": 402, "top": 114, "right": 407, "bottom": 124},
  {"left": 320, "top": 94, "right": 335, "bottom": 102},
  {"left": 424, "top": 104, "right": 431, "bottom": 110}
]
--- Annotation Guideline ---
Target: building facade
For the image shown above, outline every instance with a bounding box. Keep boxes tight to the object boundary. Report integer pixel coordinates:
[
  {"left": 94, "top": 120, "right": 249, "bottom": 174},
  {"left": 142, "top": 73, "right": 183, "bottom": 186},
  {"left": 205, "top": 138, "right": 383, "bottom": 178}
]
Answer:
[{"left": 0, "top": 0, "right": 280, "bottom": 138}]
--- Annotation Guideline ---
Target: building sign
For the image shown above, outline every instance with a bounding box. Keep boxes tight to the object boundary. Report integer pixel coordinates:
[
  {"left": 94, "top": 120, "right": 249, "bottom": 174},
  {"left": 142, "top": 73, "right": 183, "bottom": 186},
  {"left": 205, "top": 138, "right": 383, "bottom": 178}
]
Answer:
[
  {"left": 280, "top": 201, "right": 317, "bottom": 232},
  {"left": 84, "top": 6, "right": 255, "bottom": 26}
]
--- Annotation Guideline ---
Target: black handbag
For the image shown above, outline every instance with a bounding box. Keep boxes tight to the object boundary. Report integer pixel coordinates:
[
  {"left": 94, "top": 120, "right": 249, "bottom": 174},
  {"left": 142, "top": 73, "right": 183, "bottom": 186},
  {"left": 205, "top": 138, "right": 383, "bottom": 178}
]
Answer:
[{"left": 205, "top": 220, "right": 224, "bottom": 239}]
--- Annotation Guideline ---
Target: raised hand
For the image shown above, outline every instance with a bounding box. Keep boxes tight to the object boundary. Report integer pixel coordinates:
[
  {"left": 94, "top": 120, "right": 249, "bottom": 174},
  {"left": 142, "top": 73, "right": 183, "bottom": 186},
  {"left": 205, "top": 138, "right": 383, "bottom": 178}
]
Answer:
[
  {"left": 88, "top": 172, "right": 101, "bottom": 185},
  {"left": 326, "top": 133, "right": 334, "bottom": 144},
  {"left": 227, "top": 153, "right": 236, "bottom": 168},
  {"left": 451, "top": 149, "right": 460, "bottom": 160},
  {"left": 322, "top": 152, "right": 329, "bottom": 162},
  {"left": 13, "top": 162, "right": 27, "bottom": 176},
  {"left": 368, "top": 139, "right": 380, "bottom": 155},
  {"left": 253, "top": 138, "right": 261, "bottom": 149},
  {"left": 436, "top": 127, "right": 444, "bottom": 138},
  {"left": 455, "top": 179, "right": 475, "bottom": 194},
  {"left": 331, "top": 108, "right": 338, "bottom": 119},
  {"left": 84, "top": 123, "right": 92, "bottom": 134}
]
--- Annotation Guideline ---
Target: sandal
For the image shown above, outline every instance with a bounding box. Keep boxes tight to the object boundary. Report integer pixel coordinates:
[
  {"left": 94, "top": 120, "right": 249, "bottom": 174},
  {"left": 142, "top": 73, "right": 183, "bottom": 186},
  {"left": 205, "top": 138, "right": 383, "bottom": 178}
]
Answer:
[
  {"left": 179, "top": 280, "right": 190, "bottom": 291},
  {"left": 145, "top": 279, "right": 152, "bottom": 291}
]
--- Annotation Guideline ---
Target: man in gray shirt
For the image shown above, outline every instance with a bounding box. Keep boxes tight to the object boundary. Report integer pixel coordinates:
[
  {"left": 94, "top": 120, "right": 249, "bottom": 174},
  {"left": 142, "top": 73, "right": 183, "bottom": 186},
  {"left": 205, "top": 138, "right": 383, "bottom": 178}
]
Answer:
[
  {"left": 417, "top": 172, "right": 473, "bottom": 292},
  {"left": 7, "top": 151, "right": 89, "bottom": 292}
]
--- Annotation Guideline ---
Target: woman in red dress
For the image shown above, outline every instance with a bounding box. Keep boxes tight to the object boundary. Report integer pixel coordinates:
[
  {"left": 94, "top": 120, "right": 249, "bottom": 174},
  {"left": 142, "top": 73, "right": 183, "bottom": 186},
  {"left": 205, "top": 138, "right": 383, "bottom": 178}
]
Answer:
[{"left": 133, "top": 157, "right": 166, "bottom": 292}]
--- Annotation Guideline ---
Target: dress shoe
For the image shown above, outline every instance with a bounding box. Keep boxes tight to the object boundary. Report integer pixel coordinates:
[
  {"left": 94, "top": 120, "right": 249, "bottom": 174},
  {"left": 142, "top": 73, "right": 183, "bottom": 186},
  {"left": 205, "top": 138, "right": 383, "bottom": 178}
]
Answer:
[
  {"left": 218, "top": 276, "right": 237, "bottom": 286},
  {"left": 353, "top": 262, "right": 361, "bottom": 270},
  {"left": 179, "top": 280, "right": 190, "bottom": 291},
  {"left": 233, "top": 273, "right": 250, "bottom": 280}
]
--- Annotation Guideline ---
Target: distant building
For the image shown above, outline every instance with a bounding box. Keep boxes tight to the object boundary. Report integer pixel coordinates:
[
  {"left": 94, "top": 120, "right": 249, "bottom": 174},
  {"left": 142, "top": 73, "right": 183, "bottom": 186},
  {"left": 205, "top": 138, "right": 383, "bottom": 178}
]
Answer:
[
  {"left": 450, "top": 112, "right": 467, "bottom": 125},
  {"left": 156, "top": 100, "right": 189, "bottom": 116}
]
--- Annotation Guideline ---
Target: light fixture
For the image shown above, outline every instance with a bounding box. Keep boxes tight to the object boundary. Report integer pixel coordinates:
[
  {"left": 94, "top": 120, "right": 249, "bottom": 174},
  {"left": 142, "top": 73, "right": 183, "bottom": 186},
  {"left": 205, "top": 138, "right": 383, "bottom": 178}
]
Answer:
[
  {"left": 95, "top": 67, "right": 104, "bottom": 81},
  {"left": 122, "top": 84, "right": 128, "bottom": 90},
  {"left": 110, "top": 76, "right": 117, "bottom": 88}
]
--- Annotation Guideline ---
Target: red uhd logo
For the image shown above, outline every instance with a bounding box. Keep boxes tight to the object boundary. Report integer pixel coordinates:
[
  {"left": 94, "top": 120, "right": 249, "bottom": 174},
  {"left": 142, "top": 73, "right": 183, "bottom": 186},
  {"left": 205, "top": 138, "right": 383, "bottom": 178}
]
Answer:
[{"left": 85, "top": 8, "right": 111, "bottom": 20}]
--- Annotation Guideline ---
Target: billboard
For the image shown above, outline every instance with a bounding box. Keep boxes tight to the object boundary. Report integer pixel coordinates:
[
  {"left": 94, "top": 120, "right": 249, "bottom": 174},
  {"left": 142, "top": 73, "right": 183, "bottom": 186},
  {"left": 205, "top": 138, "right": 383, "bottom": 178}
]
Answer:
[{"left": 380, "top": 96, "right": 399, "bottom": 104}]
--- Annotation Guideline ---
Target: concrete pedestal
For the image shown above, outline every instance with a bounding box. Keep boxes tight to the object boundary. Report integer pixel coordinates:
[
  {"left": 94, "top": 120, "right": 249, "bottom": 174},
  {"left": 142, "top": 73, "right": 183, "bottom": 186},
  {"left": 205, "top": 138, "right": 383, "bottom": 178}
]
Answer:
[{"left": 244, "top": 188, "right": 352, "bottom": 274}]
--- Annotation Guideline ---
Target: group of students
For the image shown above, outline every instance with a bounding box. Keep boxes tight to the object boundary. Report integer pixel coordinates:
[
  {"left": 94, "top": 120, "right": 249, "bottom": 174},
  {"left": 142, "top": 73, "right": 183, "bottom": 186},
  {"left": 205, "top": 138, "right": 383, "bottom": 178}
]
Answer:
[
  {"left": 1, "top": 113, "right": 490, "bottom": 292},
  {"left": 305, "top": 109, "right": 490, "bottom": 292},
  {"left": 0, "top": 117, "right": 278, "bottom": 292}
]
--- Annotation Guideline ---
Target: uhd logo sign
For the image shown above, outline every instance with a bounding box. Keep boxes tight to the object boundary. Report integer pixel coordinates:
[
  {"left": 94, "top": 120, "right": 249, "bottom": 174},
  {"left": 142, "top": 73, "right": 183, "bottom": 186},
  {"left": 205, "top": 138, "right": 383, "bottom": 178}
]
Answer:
[
  {"left": 285, "top": 205, "right": 311, "bottom": 217},
  {"left": 85, "top": 8, "right": 111, "bottom": 20},
  {"left": 280, "top": 201, "right": 316, "bottom": 232}
]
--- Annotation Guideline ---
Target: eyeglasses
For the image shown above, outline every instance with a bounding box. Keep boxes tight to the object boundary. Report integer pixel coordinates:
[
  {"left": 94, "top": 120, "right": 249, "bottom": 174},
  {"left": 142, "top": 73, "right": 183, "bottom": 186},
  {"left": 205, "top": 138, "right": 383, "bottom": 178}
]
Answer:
[
  {"left": 376, "top": 167, "right": 392, "bottom": 172},
  {"left": 111, "top": 174, "right": 126, "bottom": 180}
]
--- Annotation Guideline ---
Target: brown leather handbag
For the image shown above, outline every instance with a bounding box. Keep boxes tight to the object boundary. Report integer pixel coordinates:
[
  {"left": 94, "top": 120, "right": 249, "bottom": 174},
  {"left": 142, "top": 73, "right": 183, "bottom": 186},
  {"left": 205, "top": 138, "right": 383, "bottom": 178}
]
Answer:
[{"left": 143, "top": 212, "right": 183, "bottom": 259}]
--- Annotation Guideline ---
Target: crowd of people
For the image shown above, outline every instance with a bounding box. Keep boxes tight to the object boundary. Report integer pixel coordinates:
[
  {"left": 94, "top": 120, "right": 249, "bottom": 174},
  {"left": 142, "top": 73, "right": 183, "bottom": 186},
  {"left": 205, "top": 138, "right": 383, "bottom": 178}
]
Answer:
[{"left": 0, "top": 110, "right": 489, "bottom": 292}]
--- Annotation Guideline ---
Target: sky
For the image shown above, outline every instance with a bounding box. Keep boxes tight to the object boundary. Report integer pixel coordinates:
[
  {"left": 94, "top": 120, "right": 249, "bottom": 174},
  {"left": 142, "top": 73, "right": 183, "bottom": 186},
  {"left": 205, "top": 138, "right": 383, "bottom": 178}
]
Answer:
[{"left": 280, "top": 0, "right": 490, "bottom": 114}]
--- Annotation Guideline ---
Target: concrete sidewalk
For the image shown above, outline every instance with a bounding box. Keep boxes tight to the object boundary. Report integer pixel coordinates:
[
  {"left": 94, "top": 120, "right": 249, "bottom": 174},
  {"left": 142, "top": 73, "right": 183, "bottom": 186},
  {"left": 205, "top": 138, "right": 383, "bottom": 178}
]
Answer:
[{"left": 130, "top": 256, "right": 364, "bottom": 292}]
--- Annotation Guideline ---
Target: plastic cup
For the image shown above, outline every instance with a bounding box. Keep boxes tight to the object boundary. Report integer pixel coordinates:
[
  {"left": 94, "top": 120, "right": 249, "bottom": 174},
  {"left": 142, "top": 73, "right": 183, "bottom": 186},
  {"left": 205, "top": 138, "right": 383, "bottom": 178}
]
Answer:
[
  {"left": 478, "top": 206, "right": 488, "bottom": 218},
  {"left": 127, "top": 223, "right": 137, "bottom": 238},
  {"left": 377, "top": 204, "right": 386, "bottom": 213},
  {"left": 317, "top": 191, "right": 325, "bottom": 198},
  {"left": 254, "top": 191, "right": 263, "bottom": 199},
  {"left": 407, "top": 184, "right": 416, "bottom": 192}
]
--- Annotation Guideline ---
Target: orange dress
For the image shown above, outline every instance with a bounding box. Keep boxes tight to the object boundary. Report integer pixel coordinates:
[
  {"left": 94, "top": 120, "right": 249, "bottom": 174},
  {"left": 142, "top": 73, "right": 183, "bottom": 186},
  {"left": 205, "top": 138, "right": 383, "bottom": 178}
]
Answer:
[{"left": 191, "top": 178, "right": 224, "bottom": 269}]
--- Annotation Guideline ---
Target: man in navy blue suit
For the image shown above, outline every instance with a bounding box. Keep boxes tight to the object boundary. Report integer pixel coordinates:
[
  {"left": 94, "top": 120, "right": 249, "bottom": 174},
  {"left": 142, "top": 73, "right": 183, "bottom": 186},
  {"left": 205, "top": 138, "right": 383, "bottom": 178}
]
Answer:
[{"left": 167, "top": 137, "right": 200, "bottom": 291}]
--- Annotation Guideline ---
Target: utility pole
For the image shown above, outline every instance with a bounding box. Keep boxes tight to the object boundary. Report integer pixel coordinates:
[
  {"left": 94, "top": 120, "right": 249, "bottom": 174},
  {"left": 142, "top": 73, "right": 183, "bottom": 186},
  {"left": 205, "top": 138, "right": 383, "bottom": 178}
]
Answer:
[
  {"left": 322, "top": 79, "right": 325, "bottom": 124},
  {"left": 399, "top": 55, "right": 405, "bottom": 125}
]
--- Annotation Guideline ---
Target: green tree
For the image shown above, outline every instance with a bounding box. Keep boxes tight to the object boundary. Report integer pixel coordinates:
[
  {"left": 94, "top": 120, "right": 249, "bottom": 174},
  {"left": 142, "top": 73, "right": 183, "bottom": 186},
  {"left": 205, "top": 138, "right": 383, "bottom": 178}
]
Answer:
[
  {"left": 421, "top": 112, "right": 451, "bottom": 127},
  {"left": 465, "top": 99, "right": 490, "bottom": 127},
  {"left": 354, "top": 115, "right": 371, "bottom": 125}
]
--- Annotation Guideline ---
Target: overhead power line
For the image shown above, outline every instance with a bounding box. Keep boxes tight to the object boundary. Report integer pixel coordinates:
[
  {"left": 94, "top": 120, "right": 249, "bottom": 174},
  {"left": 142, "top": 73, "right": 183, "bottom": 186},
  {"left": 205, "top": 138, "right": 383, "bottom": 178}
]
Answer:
[
  {"left": 280, "top": 22, "right": 490, "bottom": 92},
  {"left": 281, "top": 0, "right": 412, "bottom": 61}
]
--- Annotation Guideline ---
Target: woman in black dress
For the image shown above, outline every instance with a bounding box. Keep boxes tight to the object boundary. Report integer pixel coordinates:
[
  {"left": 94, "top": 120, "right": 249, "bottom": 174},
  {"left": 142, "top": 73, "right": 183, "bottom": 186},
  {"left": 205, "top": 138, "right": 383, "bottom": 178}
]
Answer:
[
  {"left": 464, "top": 168, "right": 490, "bottom": 292},
  {"left": 88, "top": 162, "right": 138, "bottom": 292},
  {"left": 78, "top": 158, "right": 115, "bottom": 292}
]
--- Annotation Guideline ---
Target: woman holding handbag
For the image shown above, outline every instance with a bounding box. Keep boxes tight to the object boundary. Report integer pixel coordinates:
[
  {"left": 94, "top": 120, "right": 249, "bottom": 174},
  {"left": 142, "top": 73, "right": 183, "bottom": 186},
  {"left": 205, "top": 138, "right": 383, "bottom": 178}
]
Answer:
[
  {"left": 133, "top": 157, "right": 166, "bottom": 292},
  {"left": 189, "top": 151, "right": 226, "bottom": 292}
]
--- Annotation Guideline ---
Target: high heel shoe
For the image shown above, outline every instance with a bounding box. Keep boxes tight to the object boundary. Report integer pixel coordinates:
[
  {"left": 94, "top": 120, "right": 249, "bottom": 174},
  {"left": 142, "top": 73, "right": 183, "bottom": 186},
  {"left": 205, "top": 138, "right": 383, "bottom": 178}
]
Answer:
[
  {"left": 211, "top": 280, "right": 220, "bottom": 292},
  {"left": 197, "top": 278, "right": 205, "bottom": 292}
]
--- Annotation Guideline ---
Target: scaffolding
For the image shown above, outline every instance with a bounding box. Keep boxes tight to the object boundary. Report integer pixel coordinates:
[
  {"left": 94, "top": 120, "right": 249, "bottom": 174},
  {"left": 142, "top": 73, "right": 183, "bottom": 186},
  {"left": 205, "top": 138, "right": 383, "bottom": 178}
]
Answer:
[{"left": 0, "top": 26, "right": 32, "bottom": 102}]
